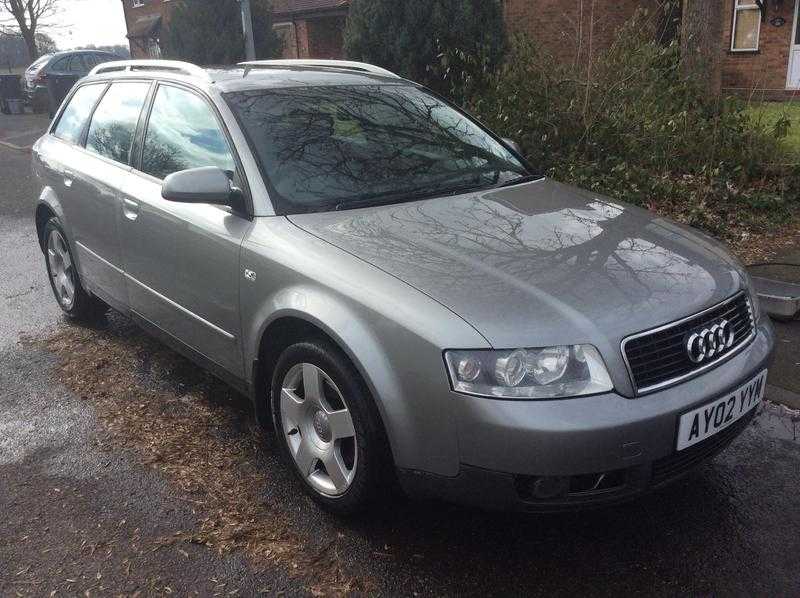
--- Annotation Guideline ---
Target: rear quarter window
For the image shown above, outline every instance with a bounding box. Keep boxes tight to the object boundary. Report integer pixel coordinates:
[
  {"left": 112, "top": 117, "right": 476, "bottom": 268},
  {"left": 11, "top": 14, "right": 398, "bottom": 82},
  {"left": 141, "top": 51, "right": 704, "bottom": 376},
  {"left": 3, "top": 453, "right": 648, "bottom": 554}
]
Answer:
[{"left": 52, "top": 84, "right": 106, "bottom": 144}]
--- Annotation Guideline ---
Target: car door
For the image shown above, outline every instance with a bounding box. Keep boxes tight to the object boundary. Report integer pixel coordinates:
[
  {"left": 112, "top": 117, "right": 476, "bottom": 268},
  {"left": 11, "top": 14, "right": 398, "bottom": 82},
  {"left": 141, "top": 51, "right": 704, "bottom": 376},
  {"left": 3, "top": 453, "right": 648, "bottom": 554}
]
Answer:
[
  {"left": 118, "top": 82, "right": 251, "bottom": 378},
  {"left": 60, "top": 80, "right": 152, "bottom": 308}
]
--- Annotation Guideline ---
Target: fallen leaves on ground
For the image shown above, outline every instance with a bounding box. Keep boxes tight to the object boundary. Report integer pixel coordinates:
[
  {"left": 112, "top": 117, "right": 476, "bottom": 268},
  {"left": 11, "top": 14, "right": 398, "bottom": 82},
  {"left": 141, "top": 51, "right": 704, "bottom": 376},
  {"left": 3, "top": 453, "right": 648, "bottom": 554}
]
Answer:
[{"left": 37, "top": 321, "right": 372, "bottom": 596}]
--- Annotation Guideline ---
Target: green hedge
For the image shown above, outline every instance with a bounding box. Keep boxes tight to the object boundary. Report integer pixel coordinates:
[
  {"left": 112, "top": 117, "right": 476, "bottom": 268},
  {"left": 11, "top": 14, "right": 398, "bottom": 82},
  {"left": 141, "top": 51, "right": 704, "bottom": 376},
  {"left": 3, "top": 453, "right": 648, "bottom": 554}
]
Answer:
[{"left": 438, "top": 16, "right": 797, "bottom": 242}]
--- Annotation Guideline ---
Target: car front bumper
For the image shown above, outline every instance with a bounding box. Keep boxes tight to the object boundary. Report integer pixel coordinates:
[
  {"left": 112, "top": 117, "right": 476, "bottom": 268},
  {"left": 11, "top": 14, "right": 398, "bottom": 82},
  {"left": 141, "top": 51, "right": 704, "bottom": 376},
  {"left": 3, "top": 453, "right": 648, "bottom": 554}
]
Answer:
[{"left": 398, "top": 318, "right": 775, "bottom": 511}]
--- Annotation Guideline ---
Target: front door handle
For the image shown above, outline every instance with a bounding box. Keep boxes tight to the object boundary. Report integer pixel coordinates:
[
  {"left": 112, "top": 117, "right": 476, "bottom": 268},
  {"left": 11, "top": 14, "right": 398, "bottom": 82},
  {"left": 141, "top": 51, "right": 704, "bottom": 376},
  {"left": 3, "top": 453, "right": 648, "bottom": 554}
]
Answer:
[
  {"left": 63, "top": 177, "right": 73, "bottom": 188},
  {"left": 122, "top": 198, "right": 140, "bottom": 221}
]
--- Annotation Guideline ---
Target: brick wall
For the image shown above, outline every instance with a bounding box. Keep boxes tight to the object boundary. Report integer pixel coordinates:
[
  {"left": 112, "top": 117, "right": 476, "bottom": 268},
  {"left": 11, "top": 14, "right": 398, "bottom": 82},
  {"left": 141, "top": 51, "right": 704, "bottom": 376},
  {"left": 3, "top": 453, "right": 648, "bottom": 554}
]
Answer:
[
  {"left": 721, "top": 0, "right": 799, "bottom": 99},
  {"left": 307, "top": 16, "right": 347, "bottom": 59},
  {"left": 121, "top": 0, "right": 176, "bottom": 59},
  {"left": 503, "top": 0, "right": 651, "bottom": 70}
]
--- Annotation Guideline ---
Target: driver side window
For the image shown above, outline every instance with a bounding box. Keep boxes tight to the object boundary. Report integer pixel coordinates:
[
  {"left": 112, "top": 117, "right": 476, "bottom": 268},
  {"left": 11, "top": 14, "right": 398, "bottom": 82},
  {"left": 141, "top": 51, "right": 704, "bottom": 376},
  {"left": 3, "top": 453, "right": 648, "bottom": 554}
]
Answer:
[{"left": 141, "top": 85, "right": 236, "bottom": 181}]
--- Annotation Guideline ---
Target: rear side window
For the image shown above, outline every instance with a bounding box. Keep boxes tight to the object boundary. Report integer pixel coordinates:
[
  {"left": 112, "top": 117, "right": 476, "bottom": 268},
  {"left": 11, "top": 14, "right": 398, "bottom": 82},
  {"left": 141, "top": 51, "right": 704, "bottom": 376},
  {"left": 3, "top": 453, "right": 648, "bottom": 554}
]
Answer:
[
  {"left": 66, "top": 55, "right": 90, "bottom": 74},
  {"left": 49, "top": 56, "right": 70, "bottom": 72},
  {"left": 86, "top": 82, "right": 150, "bottom": 164},
  {"left": 53, "top": 84, "right": 105, "bottom": 144},
  {"left": 141, "top": 85, "right": 235, "bottom": 180}
]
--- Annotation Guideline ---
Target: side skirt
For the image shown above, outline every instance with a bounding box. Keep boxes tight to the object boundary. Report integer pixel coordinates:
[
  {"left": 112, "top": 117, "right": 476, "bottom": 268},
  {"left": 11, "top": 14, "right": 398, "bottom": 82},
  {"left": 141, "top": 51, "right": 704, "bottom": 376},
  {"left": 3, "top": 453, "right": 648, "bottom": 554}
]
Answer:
[{"left": 129, "top": 309, "right": 254, "bottom": 402}]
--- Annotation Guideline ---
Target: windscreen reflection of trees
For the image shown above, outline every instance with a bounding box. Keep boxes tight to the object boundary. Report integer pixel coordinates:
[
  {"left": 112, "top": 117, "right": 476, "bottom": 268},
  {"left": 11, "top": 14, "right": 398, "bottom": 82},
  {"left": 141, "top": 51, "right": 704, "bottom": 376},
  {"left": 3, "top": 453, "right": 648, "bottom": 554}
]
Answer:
[
  {"left": 142, "top": 86, "right": 235, "bottom": 181},
  {"left": 226, "top": 85, "right": 526, "bottom": 211},
  {"left": 86, "top": 83, "right": 150, "bottom": 164},
  {"left": 53, "top": 84, "right": 105, "bottom": 144}
]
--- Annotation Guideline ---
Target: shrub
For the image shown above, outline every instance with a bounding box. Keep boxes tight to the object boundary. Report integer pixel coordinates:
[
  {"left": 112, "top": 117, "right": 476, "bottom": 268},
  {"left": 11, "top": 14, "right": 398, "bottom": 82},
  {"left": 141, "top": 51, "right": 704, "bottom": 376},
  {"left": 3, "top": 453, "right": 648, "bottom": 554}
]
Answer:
[
  {"left": 163, "top": 0, "right": 281, "bottom": 65},
  {"left": 344, "top": 0, "right": 506, "bottom": 95},
  {"left": 442, "top": 14, "right": 796, "bottom": 242}
]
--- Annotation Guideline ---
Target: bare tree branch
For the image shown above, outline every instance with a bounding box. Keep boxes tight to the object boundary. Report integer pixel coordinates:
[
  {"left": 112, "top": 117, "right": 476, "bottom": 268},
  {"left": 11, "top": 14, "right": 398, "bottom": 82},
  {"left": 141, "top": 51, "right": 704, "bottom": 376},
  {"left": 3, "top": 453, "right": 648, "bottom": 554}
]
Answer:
[{"left": 0, "top": 0, "right": 60, "bottom": 60}]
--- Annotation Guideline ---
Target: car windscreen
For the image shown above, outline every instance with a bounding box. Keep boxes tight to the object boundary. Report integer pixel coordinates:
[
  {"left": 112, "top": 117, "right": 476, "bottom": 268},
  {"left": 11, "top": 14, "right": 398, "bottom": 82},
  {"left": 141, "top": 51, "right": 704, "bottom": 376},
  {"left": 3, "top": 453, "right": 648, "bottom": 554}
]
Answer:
[{"left": 225, "top": 84, "right": 530, "bottom": 214}]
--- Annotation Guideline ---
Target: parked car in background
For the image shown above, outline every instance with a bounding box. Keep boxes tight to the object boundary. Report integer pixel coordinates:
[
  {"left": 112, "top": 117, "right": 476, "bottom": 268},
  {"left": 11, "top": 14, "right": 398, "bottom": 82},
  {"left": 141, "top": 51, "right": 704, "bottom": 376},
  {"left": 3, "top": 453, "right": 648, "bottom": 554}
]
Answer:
[
  {"left": 32, "top": 59, "right": 774, "bottom": 515},
  {"left": 24, "top": 50, "right": 122, "bottom": 114}
]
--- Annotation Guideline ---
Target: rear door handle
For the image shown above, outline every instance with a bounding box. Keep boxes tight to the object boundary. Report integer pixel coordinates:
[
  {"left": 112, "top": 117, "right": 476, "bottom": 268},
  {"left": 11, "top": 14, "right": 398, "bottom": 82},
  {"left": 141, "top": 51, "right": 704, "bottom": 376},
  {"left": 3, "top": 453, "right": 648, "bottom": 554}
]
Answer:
[{"left": 122, "top": 198, "right": 140, "bottom": 221}]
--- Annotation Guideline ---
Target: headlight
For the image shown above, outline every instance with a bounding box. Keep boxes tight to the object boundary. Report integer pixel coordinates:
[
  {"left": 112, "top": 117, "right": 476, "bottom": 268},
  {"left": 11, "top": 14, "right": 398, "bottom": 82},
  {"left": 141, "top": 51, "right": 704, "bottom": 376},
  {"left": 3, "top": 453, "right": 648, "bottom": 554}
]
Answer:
[{"left": 444, "top": 345, "right": 613, "bottom": 399}]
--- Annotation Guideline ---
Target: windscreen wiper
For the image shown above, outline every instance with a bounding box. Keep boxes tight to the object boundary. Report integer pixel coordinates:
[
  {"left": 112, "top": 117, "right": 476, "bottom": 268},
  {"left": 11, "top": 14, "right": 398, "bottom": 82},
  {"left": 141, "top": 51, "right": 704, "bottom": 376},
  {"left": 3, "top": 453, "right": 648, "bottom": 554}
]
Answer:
[
  {"left": 493, "top": 174, "right": 544, "bottom": 189},
  {"left": 334, "top": 178, "right": 495, "bottom": 211}
]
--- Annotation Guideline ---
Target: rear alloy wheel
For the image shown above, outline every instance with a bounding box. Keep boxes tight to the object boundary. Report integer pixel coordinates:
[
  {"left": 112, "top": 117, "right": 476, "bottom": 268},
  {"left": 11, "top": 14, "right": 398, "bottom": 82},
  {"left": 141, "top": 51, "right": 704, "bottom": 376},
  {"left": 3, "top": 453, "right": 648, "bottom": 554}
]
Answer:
[
  {"left": 43, "top": 218, "right": 107, "bottom": 321},
  {"left": 271, "top": 340, "right": 392, "bottom": 514},
  {"left": 47, "top": 229, "right": 77, "bottom": 311}
]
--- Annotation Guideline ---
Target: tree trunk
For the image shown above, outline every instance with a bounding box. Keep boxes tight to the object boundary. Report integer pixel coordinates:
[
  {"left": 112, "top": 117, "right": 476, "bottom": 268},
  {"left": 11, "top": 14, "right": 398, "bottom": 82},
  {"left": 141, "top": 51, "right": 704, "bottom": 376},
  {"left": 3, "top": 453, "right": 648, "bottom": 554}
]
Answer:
[
  {"left": 681, "top": 0, "right": 723, "bottom": 96},
  {"left": 21, "top": 28, "right": 38, "bottom": 61}
]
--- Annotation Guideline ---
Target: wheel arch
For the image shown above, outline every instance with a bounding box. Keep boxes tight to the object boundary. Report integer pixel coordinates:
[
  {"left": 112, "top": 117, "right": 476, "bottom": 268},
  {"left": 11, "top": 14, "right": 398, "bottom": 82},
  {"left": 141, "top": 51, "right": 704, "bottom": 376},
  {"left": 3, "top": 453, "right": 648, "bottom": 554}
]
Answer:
[
  {"left": 35, "top": 187, "right": 65, "bottom": 251},
  {"left": 250, "top": 309, "right": 403, "bottom": 466}
]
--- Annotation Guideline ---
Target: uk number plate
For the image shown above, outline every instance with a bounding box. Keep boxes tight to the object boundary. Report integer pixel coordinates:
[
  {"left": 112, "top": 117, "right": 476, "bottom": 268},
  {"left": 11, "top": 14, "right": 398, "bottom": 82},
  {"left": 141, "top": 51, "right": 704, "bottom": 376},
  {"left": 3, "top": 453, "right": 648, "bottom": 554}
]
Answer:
[{"left": 676, "top": 370, "right": 767, "bottom": 451}]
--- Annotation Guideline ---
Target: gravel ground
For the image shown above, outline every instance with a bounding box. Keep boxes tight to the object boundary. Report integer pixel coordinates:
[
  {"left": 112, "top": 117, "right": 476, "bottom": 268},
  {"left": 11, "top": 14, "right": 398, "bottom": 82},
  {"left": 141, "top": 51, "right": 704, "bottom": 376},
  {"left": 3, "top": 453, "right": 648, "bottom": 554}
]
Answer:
[{"left": 2, "top": 119, "right": 800, "bottom": 596}]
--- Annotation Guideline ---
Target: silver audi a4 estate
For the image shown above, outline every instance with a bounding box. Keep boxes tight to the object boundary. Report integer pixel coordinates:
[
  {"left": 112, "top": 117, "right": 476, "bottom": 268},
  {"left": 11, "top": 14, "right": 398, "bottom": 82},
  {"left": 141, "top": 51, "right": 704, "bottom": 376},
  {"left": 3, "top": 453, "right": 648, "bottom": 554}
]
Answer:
[{"left": 33, "top": 59, "right": 774, "bottom": 514}]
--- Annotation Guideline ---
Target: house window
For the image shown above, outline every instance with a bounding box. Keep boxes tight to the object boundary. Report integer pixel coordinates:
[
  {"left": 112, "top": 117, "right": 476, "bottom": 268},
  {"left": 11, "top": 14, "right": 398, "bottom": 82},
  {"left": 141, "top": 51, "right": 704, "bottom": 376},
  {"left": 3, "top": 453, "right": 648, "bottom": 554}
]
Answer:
[
  {"left": 731, "top": 0, "right": 761, "bottom": 51},
  {"left": 132, "top": 0, "right": 145, "bottom": 7}
]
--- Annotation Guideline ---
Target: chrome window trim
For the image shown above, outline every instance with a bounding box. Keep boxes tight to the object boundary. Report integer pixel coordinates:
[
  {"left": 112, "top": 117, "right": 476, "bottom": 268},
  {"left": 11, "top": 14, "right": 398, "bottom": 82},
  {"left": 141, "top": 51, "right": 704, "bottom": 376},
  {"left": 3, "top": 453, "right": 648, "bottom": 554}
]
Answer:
[{"left": 621, "top": 291, "right": 756, "bottom": 396}]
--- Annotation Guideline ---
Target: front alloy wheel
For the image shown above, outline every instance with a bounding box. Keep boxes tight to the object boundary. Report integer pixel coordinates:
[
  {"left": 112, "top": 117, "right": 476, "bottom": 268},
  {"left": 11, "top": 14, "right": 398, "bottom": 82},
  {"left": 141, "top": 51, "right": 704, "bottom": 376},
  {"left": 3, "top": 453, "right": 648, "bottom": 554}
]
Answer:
[
  {"left": 271, "top": 339, "right": 393, "bottom": 514},
  {"left": 280, "top": 363, "right": 357, "bottom": 496}
]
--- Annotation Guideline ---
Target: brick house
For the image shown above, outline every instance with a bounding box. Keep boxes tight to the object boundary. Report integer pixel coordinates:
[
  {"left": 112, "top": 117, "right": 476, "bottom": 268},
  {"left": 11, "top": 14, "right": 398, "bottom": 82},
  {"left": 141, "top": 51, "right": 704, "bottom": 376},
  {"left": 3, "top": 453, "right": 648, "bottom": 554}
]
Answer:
[
  {"left": 121, "top": 0, "right": 174, "bottom": 59},
  {"left": 272, "top": 0, "right": 349, "bottom": 59},
  {"left": 722, "top": 0, "right": 800, "bottom": 98},
  {"left": 119, "top": 0, "right": 800, "bottom": 99},
  {"left": 270, "top": 0, "right": 657, "bottom": 66}
]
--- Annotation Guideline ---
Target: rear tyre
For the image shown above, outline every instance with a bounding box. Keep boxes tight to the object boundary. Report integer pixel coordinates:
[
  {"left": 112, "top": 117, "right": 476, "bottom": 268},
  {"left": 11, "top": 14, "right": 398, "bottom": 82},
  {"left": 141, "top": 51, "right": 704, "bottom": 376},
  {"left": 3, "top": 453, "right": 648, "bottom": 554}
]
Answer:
[
  {"left": 270, "top": 339, "right": 392, "bottom": 515},
  {"left": 43, "top": 218, "right": 107, "bottom": 321}
]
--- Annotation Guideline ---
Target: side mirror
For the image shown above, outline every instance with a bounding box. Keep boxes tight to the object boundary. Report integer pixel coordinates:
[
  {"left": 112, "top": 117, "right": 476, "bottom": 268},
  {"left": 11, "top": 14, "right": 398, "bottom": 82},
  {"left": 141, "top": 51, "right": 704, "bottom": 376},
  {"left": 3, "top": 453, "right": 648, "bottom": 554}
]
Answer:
[
  {"left": 502, "top": 138, "right": 523, "bottom": 156},
  {"left": 161, "top": 166, "right": 234, "bottom": 206}
]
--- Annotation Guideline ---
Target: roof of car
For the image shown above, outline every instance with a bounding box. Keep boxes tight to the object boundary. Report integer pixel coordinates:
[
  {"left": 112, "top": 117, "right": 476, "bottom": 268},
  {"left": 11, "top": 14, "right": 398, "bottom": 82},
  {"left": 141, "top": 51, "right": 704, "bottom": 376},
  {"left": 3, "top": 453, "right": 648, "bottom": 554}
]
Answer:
[
  {"left": 210, "top": 66, "right": 407, "bottom": 92},
  {"left": 87, "top": 60, "right": 410, "bottom": 92},
  {"left": 53, "top": 49, "right": 117, "bottom": 57}
]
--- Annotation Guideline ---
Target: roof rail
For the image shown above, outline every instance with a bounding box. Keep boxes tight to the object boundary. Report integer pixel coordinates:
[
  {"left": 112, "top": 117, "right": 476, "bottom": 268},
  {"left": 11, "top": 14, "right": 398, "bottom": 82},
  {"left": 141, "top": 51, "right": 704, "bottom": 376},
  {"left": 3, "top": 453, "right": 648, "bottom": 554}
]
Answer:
[
  {"left": 89, "top": 60, "right": 211, "bottom": 80},
  {"left": 238, "top": 59, "right": 400, "bottom": 79}
]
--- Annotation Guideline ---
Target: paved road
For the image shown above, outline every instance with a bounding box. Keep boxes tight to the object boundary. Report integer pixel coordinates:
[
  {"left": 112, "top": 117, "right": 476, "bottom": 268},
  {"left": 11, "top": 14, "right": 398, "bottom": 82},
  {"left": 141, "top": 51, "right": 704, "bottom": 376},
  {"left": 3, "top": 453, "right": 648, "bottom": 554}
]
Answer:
[{"left": 1, "top": 117, "right": 799, "bottom": 596}]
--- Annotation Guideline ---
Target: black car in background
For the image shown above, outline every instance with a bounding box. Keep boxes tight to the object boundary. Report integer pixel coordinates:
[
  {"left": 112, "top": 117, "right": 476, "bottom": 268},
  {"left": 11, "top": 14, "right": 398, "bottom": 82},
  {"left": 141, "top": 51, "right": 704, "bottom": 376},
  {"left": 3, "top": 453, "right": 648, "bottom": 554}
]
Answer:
[{"left": 24, "top": 50, "right": 121, "bottom": 114}]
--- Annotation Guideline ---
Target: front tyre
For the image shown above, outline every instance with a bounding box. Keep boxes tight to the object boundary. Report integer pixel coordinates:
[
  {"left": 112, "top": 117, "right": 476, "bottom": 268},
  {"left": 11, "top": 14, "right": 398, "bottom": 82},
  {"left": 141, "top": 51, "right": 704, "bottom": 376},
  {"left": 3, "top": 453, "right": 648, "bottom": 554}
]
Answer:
[
  {"left": 43, "top": 218, "right": 106, "bottom": 321},
  {"left": 270, "top": 339, "right": 391, "bottom": 515}
]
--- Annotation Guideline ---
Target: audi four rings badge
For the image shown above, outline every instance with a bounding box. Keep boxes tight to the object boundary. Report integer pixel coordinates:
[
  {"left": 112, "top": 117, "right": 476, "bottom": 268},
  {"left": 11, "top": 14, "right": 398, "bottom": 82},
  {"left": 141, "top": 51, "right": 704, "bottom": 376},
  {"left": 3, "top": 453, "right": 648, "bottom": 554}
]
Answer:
[{"left": 686, "top": 319, "right": 736, "bottom": 364}]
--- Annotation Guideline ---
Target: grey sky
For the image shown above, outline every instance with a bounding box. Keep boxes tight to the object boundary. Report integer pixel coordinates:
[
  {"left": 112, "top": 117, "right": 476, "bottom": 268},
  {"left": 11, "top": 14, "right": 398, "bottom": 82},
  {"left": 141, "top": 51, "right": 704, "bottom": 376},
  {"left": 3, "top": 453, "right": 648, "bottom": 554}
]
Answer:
[
  {"left": 55, "top": 0, "right": 128, "bottom": 49},
  {"left": 20, "top": 0, "right": 129, "bottom": 50}
]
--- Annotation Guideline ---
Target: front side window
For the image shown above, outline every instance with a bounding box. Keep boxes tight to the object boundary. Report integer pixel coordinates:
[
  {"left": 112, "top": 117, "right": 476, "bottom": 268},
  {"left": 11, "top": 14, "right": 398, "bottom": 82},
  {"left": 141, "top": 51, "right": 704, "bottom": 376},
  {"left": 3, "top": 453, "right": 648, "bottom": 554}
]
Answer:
[
  {"left": 225, "top": 84, "right": 529, "bottom": 214},
  {"left": 141, "top": 85, "right": 235, "bottom": 180},
  {"left": 52, "top": 84, "right": 106, "bottom": 144},
  {"left": 86, "top": 82, "right": 150, "bottom": 164},
  {"left": 731, "top": 1, "right": 760, "bottom": 51}
]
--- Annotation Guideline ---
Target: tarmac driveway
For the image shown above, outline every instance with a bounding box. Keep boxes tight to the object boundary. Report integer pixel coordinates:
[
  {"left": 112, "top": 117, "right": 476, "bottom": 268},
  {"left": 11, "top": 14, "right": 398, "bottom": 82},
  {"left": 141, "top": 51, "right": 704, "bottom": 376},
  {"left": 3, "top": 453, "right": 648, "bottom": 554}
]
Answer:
[{"left": 1, "top": 115, "right": 799, "bottom": 596}]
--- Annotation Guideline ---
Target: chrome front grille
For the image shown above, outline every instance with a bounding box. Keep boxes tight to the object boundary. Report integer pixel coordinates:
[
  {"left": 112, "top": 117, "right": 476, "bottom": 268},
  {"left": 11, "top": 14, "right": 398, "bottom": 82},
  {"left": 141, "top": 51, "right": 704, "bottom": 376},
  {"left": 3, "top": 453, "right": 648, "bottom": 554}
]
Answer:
[{"left": 622, "top": 292, "right": 755, "bottom": 394}]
